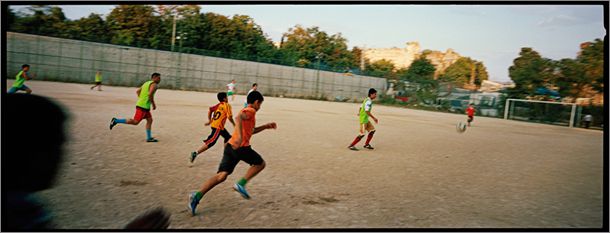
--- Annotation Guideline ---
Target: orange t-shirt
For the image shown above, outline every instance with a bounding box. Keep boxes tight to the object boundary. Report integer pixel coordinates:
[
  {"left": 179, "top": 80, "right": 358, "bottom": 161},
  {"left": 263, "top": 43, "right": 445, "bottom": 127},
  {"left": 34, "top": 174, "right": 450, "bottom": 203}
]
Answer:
[
  {"left": 229, "top": 107, "right": 256, "bottom": 148},
  {"left": 209, "top": 102, "right": 232, "bottom": 130}
]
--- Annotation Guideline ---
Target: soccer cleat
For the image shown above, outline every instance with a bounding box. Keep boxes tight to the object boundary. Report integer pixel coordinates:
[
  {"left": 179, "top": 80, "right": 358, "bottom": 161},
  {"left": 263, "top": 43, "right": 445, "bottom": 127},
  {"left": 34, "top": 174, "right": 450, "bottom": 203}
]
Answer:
[
  {"left": 363, "top": 144, "right": 374, "bottom": 150},
  {"left": 109, "top": 118, "right": 117, "bottom": 130},
  {"left": 233, "top": 183, "right": 251, "bottom": 199},
  {"left": 348, "top": 146, "right": 359, "bottom": 151},
  {"left": 190, "top": 151, "right": 197, "bottom": 163},
  {"left": 188, "top": 192, "right": 200, "bottom": 216},
  {"left": 146, "top": 138, "right": 159, "bottom": 142}
]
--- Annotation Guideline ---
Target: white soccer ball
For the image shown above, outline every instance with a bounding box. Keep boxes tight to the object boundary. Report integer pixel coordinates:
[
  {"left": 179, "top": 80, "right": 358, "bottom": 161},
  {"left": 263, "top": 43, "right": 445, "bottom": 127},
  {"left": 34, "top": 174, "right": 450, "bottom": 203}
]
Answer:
[{"left": 456, "top": 122, "right": 467, "bottom": 133}]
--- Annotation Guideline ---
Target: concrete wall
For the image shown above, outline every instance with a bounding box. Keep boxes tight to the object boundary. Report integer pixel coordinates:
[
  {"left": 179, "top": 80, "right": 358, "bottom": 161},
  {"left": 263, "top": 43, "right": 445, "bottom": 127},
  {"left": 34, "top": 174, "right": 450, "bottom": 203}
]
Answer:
[{"left": 6, "top": 32, "right": 386, "bottom": 100}]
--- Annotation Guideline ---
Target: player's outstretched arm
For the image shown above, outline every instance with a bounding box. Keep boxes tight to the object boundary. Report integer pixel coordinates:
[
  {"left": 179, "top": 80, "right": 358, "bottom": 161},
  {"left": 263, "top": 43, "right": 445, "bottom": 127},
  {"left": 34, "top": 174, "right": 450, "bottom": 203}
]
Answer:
[
  {"left": 253, "top": 122, "right": 277, "bottom": 134},
  {"left": 136, "top": 87, "right": 141, "bottom": 97},
  {"left": 23, "top": 72, "right": 34, "bottom": 80}
]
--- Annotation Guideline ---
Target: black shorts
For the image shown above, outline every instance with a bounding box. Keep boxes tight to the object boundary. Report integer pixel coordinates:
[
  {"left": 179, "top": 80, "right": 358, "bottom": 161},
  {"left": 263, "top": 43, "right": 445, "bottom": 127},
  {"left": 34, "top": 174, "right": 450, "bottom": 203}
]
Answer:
[
  {"left": 468, "top": 115, "right": 474, "bottom": 122},
  {"left": 203, "top": 127, "right": 231, "bottom": 148},
  {"left": 95, "top": 81, "right": 102, "bottom": 85},
  {"left": 218, "top": 145, "right": 264, "bottom": 175}
]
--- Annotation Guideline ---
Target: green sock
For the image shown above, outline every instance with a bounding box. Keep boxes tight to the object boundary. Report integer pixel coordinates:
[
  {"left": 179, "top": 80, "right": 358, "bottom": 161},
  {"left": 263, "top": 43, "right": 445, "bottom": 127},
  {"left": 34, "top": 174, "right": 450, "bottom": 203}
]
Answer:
[
  {"left": 237, "top": 178, "right": 248, "bottom": 186},
  {"left": 195, "top": 191, "right": 203, "bottom": 201}
]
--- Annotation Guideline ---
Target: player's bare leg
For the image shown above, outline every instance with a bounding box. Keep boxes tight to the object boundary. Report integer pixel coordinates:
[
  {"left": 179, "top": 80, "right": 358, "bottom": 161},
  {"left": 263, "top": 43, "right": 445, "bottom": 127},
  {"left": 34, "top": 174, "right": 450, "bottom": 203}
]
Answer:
[
  {"left": 145, "top": 117, "right": 157, "bottom": 142},
  {"left": 189, "top": 171, "right": 229, "bottom": 215},
  {"left": 234, "top": 161, "right": 265, "bottom": 199}
]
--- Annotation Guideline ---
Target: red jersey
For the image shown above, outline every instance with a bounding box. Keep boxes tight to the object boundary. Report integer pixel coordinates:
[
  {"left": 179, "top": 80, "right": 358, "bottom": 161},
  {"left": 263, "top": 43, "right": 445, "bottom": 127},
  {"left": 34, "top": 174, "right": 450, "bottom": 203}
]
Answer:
[{"left": 466, "top": 106, "right": 475, "bottom": 116}]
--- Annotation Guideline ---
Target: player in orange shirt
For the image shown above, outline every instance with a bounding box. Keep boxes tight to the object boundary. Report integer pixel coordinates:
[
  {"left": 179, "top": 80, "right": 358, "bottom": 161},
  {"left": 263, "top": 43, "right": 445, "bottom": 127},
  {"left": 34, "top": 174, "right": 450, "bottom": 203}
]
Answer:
[
  {"left": 466, "top": 103, "right": 475, "bottom": 127},
  {"left": 190, "top": 92, "right": 235, "bottom": 163},
  {"left": 188, "top": 91, "right": 277, "bottom": 216}
]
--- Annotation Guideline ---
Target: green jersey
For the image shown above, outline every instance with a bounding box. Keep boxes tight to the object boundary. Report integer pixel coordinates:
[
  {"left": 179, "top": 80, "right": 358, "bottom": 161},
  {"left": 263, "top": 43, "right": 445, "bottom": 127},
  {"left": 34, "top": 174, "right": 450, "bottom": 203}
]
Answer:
[
  {"left": 359, "top": 97, "right": 373, "bottom": 124},
  {"left": 13, "top": 70, "right": 26, "bottom": 88},
  {"left": 136, "top": 81, "right": 154, "bottom": 109},
  {"left": 95, "top": 73, "right": 102, "bottom": 82}
]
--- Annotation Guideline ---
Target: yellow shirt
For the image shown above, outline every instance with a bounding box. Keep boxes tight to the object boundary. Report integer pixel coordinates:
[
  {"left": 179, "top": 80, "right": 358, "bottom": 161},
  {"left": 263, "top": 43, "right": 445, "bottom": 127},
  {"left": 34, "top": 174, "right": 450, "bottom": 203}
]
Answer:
[{"left": 210, "top": 102, "right": 233, "bottom": 130}]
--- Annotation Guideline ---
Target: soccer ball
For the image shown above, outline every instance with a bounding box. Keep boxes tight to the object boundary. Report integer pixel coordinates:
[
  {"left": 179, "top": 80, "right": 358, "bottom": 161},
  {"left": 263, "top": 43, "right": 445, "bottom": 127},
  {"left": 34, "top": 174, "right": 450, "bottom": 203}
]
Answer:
[{"left": 456, "top": 122, "right": 467, "bottom": 133}]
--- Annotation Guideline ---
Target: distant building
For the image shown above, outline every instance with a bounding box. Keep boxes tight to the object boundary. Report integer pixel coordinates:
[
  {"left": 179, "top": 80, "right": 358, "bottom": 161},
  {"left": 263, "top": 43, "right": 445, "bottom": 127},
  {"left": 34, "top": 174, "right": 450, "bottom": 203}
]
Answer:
[
  {"left": 479, "top": 80, "right": 515, "bottom": 92},
  {"left": 362, "top": 41, "right": 461, "bottom": 79}
]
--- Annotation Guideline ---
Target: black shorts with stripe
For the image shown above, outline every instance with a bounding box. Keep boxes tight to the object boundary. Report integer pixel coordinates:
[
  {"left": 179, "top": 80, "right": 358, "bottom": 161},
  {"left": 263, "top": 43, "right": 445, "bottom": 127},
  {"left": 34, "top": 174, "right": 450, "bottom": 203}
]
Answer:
[
  {"left": 218, "top": 145, "right": 264, "bottom": 175},
  {"left": 204, "top": 127, "right": 231, "bottom": 148}
]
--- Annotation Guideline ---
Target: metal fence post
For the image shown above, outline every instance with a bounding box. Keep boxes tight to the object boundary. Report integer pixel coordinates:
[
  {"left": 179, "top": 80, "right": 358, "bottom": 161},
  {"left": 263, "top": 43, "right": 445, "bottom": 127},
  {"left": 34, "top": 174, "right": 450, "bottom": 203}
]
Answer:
[
  {"left": 504, "top": 98, "right": 511, "bottom": 120},
  {"left": 569, "top": 104, "right": 576, "bottom": 128}
]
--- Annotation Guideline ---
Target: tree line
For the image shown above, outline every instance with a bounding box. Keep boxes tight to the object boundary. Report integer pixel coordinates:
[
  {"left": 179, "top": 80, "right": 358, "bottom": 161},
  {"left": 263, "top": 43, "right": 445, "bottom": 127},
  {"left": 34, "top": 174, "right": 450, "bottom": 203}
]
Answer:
[
  {"left": 7, "top": 5, "right": 604, "bottom": 102},
  {"left": 507, "top": 39, "right": 604, "bottom": 102}
]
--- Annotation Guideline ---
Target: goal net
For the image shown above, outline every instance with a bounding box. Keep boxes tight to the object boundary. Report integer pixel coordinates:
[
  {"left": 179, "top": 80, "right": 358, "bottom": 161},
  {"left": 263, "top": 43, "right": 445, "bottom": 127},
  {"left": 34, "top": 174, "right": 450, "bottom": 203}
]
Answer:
[{"left": 504, "top": 99, "right": 578, "bottom": 127}]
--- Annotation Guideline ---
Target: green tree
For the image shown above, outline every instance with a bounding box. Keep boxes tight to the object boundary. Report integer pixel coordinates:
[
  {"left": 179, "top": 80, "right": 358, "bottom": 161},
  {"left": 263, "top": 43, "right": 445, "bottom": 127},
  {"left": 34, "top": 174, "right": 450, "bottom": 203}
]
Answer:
[
  {"left": 508, "top": 48, "right": 555, "bottom": 98},
  {"left": 556, "top": 58, "right": 586, "bottom": 99},
  {"left": 154, "top": 5, "right": 203, "bottom": 50},
  {"left": 280, "top": 25, "right": 355, "bottom": 71},
  {"left": 69, "top": 13, "right": 109, "bottom": 42},
  {"left": 364, "top": 59, "right": 396, "bottom": 79},
  {"left": 7, "top": 7, "right": 16, "bottom": 29},
  {"left": 11, "top": 5, "right": 70, "bottom": 37},
  {"left": 473, "top": 61, "right": 489, "bottom": 86},
  {"left": 577, "top": 39, "right": 604, "bottom": 92},
  {"left": 106, "top": 5, "right": 161, "bottom": 47},
  {"left": 400, "top": 57, "right": 437, "bottom": 88},
  {"left": 555, "top": 38, "right": 604, "bottom": 99},
  {"left": 439, "top": 57, "right": 489, "bottom": 88}
]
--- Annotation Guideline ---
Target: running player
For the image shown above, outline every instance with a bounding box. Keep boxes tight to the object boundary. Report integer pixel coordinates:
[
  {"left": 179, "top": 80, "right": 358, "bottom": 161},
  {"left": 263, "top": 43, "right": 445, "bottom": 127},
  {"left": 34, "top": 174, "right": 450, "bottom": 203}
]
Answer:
[
  {"left": 466, "top": 103, "right": 476, "bottom": 127},
  {"left": 8, "top": 64, "right": 35, "bottom": 94},
  {"left": 226, "top": 79, "right": 236, "bottom": 102},
  {"left": 190, "top": 92, "right": 236, "bottom": 163},
  {"left": 109, "top": 73, "right": 161, "bottom": 142},
  {"left": 188, "top": 91, "right": 277, "bottom": 216},
  {"left": 90, "top": 70, "right": 103, "bottom": 91},
  {"left": 348, "top": 88, "right": 378, "bottom": 151},
  {"left": 244, "top": 83, "right": 257, "bottom": 108}
]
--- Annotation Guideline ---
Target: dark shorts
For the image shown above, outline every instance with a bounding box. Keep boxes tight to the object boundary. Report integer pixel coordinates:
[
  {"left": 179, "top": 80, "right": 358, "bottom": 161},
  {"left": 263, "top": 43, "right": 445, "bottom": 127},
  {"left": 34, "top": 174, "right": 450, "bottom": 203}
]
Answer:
[
  {"left": 468, "top": 115, "right": 474, "bottom": 122},
  {"left": 134, "top": 106, "right": 152, "bottom": 122},
  {"left": 218, "top": 145, "right": 264, "bottom": 175},
  {"left": 95, "top": 81, "right": 102, "bottom": 85},
  {"left": 204, "top": 127, "right": 231, "bottom": 148}
]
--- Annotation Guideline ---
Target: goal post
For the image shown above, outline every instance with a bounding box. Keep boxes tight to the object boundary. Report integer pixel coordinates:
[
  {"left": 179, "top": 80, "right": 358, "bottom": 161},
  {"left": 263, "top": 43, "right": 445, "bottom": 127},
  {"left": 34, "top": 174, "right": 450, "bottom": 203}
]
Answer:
[{"left": 504, "top": 98, "right": 579, "bottom": 127}]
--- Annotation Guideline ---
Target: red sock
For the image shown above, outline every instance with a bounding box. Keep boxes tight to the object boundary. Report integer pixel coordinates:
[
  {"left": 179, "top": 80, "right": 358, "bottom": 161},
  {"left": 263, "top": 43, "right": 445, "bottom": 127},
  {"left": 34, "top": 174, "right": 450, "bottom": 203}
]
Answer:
[
  {"left": 365, "top": 131, "right": 375, "bottom": 145},
  {"left": 350, "top": 135, "right": 364, "bottom": 147}
]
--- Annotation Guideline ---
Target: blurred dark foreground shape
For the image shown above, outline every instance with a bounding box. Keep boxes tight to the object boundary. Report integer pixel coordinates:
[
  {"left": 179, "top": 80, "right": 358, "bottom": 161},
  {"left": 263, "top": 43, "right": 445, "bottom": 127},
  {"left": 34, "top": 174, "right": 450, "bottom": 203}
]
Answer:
[{"left": 2, "top": 93, "right": 170, "bottom": 230}]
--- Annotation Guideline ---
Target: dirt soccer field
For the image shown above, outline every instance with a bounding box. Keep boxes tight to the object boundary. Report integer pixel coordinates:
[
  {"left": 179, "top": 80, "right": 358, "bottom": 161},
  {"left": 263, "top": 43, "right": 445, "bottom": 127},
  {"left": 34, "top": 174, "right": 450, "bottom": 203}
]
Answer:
[{"left": 10, "top": 80, "right": 603, "bottom": 229}]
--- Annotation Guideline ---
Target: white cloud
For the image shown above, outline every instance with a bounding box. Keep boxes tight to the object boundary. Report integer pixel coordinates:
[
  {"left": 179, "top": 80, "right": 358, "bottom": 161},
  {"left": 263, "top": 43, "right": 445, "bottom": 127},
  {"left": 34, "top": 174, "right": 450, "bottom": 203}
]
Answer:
[{"left": 537, "top": 14, "right": 583, "bottom": 27}]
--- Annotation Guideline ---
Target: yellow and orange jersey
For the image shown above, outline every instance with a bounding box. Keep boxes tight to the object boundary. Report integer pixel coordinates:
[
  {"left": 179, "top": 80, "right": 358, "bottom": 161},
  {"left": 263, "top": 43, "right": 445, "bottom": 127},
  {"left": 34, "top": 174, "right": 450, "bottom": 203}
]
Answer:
[{"left": 209, "top": 102, "right": 233, "bottom": 130}]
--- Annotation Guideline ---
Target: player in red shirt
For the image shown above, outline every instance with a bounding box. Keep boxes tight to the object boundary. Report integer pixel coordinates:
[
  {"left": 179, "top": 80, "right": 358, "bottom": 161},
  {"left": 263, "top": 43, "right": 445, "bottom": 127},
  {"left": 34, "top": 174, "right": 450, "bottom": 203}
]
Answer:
[{"left": 466, "top": 103, "right": 475, "bottom": 127}]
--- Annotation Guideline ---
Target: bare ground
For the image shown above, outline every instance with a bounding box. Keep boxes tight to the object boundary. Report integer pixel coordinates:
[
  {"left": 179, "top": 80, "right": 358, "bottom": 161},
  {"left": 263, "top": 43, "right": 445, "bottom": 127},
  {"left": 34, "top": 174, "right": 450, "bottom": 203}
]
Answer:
[{"left": 11, "top": 80, "right": 603, "bottom": 229}]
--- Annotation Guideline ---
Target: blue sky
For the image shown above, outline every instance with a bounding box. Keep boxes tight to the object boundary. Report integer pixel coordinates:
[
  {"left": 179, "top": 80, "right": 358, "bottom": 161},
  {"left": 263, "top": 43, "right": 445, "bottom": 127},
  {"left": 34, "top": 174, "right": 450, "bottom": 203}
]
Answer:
[{"left": 9, "top": 4, "right": 606, "bottom": 83}]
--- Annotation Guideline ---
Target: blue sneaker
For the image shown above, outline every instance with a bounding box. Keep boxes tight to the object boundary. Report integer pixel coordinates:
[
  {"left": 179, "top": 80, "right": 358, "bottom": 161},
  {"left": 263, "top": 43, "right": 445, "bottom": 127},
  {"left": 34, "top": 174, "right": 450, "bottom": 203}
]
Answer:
[
  {"left": 188, "top": 192, "right": 200, "bottom": 216},
  {"left": 109, "top": 118, "right": 117, "bottom": 130},
  {"left": 233, "top": 183, "right": 251, "bottom": 199},
  {"left": 190, "top": 151, "right": 197, "bottom": 163}
]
